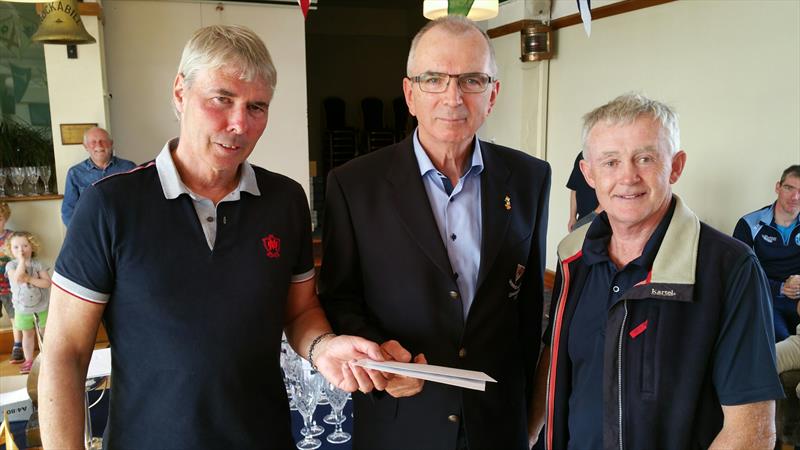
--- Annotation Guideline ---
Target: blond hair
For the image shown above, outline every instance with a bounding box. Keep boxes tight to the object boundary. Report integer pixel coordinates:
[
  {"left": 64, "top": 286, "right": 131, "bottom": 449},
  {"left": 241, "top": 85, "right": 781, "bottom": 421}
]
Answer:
[
  {"left": 178, "top": 25, "right": 277, "bottom": 91},
  {"left": 0, "top": 202, "right": 9, "bottom": 221},
  {"left": 5, "top": 231, "right": 41, "bottom": 258}
]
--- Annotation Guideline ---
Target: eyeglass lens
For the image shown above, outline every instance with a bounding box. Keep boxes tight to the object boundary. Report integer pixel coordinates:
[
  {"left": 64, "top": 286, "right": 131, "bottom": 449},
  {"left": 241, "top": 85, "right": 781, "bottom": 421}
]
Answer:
[{"left": 416, "top": 73, "right": 491, "bottom": 93}]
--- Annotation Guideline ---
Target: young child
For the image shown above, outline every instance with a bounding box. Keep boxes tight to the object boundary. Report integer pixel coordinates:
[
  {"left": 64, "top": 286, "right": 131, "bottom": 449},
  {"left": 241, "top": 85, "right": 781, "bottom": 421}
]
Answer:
[
  {"left": 5, "top": 231, "right": 51, "bottom": 374},
  {"left": 0, "top": 202, "right": 24, "bottom": 363}
]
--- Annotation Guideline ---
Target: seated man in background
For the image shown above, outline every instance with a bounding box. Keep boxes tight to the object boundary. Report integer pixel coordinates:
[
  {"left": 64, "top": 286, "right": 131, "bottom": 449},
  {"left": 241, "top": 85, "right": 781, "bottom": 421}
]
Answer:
[
  {"left": 734, "top": 165, "right": 800, "bottom": 341},
  {"left": 777, "top": 301, "right": 800, "bottom": 399},
  {"left": 529, "top": 93, "right": 783, "bottom": 449},
  {"left": 60, "top": 126, "right": 136, "bottom": 226}
]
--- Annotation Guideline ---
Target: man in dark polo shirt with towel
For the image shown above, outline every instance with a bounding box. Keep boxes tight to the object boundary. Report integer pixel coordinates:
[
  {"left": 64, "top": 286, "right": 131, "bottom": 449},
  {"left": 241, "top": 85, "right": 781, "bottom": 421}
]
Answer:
[{"left": 39, "top": 25, "right": 386, "bottom": 449}]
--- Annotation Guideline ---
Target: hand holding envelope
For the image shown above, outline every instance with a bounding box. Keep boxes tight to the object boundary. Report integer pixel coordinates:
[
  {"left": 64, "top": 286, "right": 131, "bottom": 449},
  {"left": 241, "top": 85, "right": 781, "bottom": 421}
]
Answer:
[
  {"left": 379, "top": 340, "right": 428, "bottom": 398},
  {"left": 354, "top": 359, "right": 497, "bottom": 391}
]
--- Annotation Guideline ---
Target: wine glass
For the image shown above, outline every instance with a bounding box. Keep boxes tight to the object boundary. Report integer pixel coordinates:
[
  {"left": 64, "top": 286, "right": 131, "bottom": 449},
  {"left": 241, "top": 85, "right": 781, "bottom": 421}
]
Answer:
[
  {"left": 298, "top": 363, "right": 324, "bottom": 438},
  {"left": 9, "top": 167, "right": 25, "bottom": 197},
  {"left": 293, "top": 370, "right": 322, "bottom": 450},
  {"left": 0, "top": 168, "right": 8, "bottom": 197},
  {"left": 38, "top": 166, "right": 52, "bottom": 194},
  {"left": 323, "top": 382, "right": 351, "bottom": 444},
  {"left": 282, "top": 346, "right": 302, "bottom": 411},
  {"left": 24, "top": 166, "right": 40, "bottom": 195},
  {"left": 323, "top": 405, "right": 338, "bottom": 425}
]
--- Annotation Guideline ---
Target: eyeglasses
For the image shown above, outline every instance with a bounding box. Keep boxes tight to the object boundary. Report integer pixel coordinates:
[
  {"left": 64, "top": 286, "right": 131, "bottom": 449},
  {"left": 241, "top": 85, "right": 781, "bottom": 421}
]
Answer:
[
  {"left": 407, "top": 72, "right": 495, "bottom": 94},
  {"left": 781, "top": 183, "right": 799, "bottom": 195}
]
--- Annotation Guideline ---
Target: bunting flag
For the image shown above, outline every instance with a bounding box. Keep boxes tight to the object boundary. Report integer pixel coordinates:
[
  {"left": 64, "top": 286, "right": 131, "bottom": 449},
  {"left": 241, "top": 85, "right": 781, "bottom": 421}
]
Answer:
[
  {"left": 577, "top": 0, "right": 592, "bottom": 37},
  {"left": 448, "top": 0, "right": 476, "bottom": 17},
  {"left": 297, "top": 0, "right": 310, "bottom": 19}
]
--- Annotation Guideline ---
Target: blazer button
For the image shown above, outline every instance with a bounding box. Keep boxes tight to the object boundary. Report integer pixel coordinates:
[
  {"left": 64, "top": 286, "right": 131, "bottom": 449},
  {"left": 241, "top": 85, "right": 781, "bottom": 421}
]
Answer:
[
  {"left": 458, "top": 348, "right": 467, "bottom": 358},
  {"left": 449, "top": 290, "right": 459, "bottom": 300},
  {"left": 448, "top": 414, "right": 460, "bottom": 423}
]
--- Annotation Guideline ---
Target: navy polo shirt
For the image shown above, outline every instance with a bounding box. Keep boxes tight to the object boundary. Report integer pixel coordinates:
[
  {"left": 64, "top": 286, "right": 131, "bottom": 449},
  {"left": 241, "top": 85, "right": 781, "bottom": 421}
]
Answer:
[
  {"left": 567, "top": 200, "right": 675, "bottom": 449},
  {"left": 733, "top": 204, "right": 800, "bottom": 296},
  {"left": 52, "top": 142, "right": 314, "bottom": 449},
  {"left": 566, "top": 152, "right": 598, "bottom": 220}
]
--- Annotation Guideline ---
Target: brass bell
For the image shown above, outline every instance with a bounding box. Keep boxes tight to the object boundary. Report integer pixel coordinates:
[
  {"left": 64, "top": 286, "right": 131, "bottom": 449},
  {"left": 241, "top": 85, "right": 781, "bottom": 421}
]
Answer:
[{"left": 32, "top": 0, "right": 96, "bottom": 45}]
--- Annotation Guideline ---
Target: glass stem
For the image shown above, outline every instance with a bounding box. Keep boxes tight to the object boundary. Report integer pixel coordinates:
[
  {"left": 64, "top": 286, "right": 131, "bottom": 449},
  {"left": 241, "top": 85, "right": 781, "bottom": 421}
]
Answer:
[
  {"left": 335, "top": 408, "right": 344, "bottom": 432},
  {"left": 302, "top": 413, "right": 313, "bottom": 439}
]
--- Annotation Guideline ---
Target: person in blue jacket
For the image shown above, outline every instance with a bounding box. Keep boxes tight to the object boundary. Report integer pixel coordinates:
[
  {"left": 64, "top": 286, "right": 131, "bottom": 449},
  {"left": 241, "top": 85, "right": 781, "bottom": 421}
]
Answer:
[
  {"left": 60, "top": 127, "right": 136, "bottom": 227},
  {"left": 734, "top": 165, "right": 800, "bottom": 341}
]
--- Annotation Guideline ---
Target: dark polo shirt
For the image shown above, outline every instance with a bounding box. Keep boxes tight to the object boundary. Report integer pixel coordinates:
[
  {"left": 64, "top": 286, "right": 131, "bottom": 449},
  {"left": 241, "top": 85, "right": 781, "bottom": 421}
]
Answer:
[
  {"left": 567, "top": 200, "right": 674, "bottom": 449},
  {"left": 567, "top": 199, "right": 781, "bottom": 448},
  {"left": 53, "top": 144, "right": 313, "bottom": 449}
]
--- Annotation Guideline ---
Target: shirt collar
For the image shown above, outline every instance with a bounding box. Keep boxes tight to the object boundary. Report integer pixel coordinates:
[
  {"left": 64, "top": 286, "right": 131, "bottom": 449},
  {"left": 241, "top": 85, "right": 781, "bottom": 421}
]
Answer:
[
  {"left": 412, "top": 128, "right": 484, "bottom": 178},
  {"left": 765, "top": 202, "right": 800, "bottom": 228},
  {"left": 582, "top": 197, "right": 677, "bottom": 270},
  {"left": 155, "top": 138, "right": 260, "bottom": 200},
  {"left": 83, "top": 155, "right": 119, "bottom": 171}
]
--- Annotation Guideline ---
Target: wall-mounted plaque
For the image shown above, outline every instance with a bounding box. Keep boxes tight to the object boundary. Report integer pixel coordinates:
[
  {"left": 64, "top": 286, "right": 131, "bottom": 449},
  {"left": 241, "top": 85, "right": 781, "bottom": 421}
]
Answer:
[{"left": 60, "top": 123, "right": 98, "bottom": 145}]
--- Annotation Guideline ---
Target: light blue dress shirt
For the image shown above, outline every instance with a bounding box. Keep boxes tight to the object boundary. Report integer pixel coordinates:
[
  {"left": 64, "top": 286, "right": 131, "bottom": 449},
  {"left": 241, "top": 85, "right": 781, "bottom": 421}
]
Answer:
[{"left": 413, "top": 130, "right": 483, "bottom": 319}]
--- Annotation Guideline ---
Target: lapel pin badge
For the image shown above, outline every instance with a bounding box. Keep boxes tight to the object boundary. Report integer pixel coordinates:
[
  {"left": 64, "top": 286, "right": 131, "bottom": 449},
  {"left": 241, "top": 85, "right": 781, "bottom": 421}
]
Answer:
[{"left": 504, "top": 195, "right": 511, "bottom": 210}]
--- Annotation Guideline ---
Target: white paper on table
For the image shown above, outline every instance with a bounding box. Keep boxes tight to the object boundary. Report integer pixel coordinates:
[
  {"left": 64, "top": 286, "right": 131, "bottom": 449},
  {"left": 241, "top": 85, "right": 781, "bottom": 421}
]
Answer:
[
  {"left": 0, "top": 375, "right": 30, "bottom": 407},
  {"left": 354, "top": 360, "right": 496, "bottom": 391},
  {"left": 87, "top": 347, "right": 112, "bottom": 378},
  {"left": 1, "top": 348, "right": 112, "bottom": 410}
]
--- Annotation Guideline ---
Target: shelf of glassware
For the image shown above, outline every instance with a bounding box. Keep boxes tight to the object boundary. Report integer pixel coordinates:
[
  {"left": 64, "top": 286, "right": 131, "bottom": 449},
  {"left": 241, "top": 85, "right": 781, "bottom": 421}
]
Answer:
[{"left": 0, "top": 194, "right": 63, "bottom": 203}]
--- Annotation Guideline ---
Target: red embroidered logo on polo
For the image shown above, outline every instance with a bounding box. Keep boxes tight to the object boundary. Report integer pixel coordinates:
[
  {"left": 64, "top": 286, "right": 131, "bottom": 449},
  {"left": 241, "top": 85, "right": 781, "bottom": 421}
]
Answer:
[{"left": 262, "top": 234, "right": 281, "bottom": 258}]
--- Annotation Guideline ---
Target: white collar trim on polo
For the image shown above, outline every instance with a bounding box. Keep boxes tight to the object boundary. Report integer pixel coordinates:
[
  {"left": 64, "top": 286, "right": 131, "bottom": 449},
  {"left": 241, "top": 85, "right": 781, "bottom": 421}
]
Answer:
[{"left": 155, "top": 138, "right": 261, "bottom": 201}]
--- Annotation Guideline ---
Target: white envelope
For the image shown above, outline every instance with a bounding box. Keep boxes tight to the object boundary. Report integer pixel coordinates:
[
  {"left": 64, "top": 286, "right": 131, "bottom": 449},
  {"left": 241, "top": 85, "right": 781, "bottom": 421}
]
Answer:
[{"left": 354, "top": 359, "right": 496, "bottom": 391}]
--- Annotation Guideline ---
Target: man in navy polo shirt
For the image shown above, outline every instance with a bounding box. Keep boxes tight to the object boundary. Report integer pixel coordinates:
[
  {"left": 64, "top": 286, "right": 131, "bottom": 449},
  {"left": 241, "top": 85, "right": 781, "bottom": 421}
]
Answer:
[
  {"left": 39, "top": 25, "right": 387, "bottom": 449},
  {"left": 734, "top": 165, "right": 800, "bottom": 341},
  {"left": 528, "top": 94, "right": 783, "bottom": 449},
  {"left": 61, "top": 127, "right": 136, "bottom": 227}
]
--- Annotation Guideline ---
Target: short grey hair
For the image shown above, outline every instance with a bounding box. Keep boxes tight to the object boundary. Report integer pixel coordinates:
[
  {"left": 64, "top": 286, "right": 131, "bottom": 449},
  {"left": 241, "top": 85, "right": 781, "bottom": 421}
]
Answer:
[
  {"left": 177, "top": 25, "right": 277, "bottom": 92},
  {"left": 82, "top": 126, "right": 111, "bottom": 146},
  {"left": 406, "top": 16, "right": 498, "bottom": 78},
  {"left": 582, "top": 93, "right": 680, "bottom": 158}
]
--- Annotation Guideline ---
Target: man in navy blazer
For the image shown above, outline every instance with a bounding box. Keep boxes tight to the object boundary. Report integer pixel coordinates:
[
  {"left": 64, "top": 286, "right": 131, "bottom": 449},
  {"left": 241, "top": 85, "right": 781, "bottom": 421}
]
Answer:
[{"left": 319, "top": 16, "right": 551, "bottom": 450}]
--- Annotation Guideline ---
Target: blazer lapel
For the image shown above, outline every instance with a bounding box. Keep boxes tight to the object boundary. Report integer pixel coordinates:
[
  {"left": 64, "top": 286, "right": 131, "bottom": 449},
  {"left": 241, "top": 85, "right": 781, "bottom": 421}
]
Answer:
[
  {"left": 386, "top": 138, "right": 454, "bottom": 278},
  {"left": 477, "top": 141, "right": 512, "bottom": 288}
]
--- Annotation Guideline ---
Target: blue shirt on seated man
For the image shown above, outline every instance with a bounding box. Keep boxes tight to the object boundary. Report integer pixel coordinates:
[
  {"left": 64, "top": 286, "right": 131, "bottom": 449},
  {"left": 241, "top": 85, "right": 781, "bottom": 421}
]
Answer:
[
  {"left": 734, "top": 164, "right": 800, "bottom": 341},
  {"left": 60, "top": 127, "right": 136, "bottom": 227}
]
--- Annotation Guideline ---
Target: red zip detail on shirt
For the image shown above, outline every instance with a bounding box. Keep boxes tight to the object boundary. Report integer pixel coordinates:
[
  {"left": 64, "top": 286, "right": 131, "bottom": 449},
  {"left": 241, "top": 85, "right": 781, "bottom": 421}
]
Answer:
[
  {"left": 634, "top": 270, "right": 653, "bottom": 287},
  {"left": 94, "top": 160, "right": 155, "bottom": 185},
  {"left": 546, "top": 250, "right": 582, "bottom": 450},
  {"left": 629, "top": 320, "right": 649, "bottom": 339}
]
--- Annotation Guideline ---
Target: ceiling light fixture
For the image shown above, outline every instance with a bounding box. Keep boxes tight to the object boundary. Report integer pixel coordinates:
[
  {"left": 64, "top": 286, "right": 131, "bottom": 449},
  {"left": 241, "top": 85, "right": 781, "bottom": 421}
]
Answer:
[{"left": 423, "top": 0, "right": 499, "bottom": 21}]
